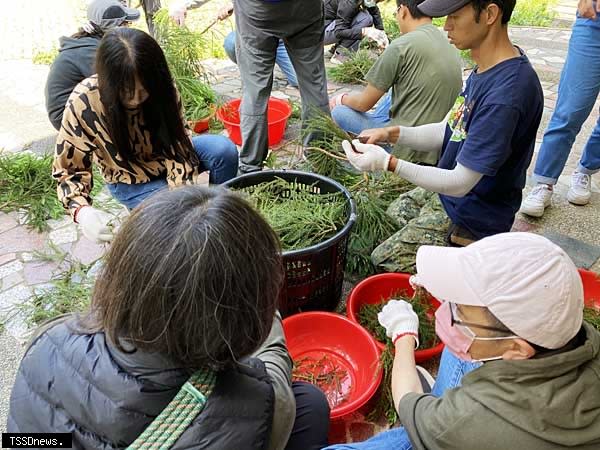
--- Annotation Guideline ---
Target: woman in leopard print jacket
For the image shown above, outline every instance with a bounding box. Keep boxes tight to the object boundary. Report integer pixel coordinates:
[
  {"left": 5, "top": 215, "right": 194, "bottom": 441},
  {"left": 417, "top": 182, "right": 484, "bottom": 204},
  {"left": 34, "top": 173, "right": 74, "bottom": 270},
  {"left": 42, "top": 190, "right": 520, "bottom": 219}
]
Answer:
[{"left": 53, "top": 27, "right": 238, "bottom": 243}]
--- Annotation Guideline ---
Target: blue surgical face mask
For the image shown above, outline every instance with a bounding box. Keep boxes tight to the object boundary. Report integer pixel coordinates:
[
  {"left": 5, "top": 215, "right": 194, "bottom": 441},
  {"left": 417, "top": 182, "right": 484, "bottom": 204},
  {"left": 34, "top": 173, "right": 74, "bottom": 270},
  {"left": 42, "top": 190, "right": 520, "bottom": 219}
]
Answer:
[{"left": 363, "top": 0, "right": 377, "bottom": 8}]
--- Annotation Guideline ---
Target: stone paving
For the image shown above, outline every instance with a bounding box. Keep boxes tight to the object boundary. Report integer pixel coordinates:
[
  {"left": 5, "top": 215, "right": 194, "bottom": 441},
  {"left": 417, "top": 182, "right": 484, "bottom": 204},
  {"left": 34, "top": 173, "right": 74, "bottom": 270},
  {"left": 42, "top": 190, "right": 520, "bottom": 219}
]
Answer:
[{"left": 2, "top": 0, "right": 600, "bottom": 441}]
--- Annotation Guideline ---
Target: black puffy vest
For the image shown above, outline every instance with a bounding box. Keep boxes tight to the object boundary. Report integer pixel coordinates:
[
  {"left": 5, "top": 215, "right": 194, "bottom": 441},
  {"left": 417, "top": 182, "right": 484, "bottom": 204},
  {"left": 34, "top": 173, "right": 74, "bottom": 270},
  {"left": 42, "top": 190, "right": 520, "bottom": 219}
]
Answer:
[{"left": 8, "top": 318, "right": 274, "bottom": 449}]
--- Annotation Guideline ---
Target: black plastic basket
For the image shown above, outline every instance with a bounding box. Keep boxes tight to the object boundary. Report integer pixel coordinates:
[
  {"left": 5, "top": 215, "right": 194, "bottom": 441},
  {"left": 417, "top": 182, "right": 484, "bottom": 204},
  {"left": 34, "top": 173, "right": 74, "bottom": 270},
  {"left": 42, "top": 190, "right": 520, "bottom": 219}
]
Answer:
[{"left": 224, "top": 170, "right": 357, "bottom": 317}]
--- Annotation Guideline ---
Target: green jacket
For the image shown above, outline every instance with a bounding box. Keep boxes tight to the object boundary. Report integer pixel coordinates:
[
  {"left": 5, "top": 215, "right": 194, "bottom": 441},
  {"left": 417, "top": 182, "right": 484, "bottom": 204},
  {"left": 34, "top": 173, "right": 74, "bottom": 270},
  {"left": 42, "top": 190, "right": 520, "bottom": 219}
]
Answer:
[{"left": 400, "top": 323, "right": 600, "bottom": 449}]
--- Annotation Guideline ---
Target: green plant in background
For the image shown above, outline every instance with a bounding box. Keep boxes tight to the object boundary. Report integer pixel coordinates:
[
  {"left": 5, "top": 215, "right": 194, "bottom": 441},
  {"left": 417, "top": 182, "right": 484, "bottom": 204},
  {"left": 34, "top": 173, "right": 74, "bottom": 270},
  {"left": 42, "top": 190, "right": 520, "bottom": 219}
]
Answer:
[
  {"left": 0, "top": 151, "right": 105, "bottom": 232},
  {"left": 154, "top": 9, "right": 218, "bottom": 121},
  {"left": 32, "top": 47, "right": 58, "bottom": 65},
  {"left": 328, "top": 49, "right": 377, "bottom": 84},
  {"left": 289, "top": 100, "right": 302, "bottom": 124},
  {"left": 512, "top": 0, "right": 557, "bottom": 27},
  {"left": 383, "top": 15, "right": 401, "bottom": 41}
]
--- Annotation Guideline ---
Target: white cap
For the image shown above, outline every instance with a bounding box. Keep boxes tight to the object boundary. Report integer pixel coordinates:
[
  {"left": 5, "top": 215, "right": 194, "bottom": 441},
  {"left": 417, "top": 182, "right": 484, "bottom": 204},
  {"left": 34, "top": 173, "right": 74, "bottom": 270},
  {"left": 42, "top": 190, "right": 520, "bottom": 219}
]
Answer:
[{"left": 414, "top": 232, "right": 584, "bottom": 349}]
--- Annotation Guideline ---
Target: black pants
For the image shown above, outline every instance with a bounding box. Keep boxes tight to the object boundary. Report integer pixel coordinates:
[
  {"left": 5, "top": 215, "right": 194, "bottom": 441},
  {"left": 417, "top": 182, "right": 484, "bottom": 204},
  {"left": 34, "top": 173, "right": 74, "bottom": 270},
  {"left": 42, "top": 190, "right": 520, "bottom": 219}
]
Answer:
[{"left": 285, "top": 382, "right": 330, "bottom": 450}]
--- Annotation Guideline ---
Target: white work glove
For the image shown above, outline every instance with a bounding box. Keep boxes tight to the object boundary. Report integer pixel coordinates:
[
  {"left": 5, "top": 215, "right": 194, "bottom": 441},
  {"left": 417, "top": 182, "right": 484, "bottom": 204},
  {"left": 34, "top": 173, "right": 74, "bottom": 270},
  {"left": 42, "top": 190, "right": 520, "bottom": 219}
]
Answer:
[
  {"left": 169, "top": 0, "right": 188, "bottom": 26},
  {"left": 378, "top": 299, "right": 420, "bottom": 348},
  {"left": 342, "top": 139, "right": 391, "bottom": 172},
  {"left": 76, "top": 206, "right": 114, "bottom": 243},
  {"left": 362, "top": 27, "right": 389, "bottom": 49},
  {"left": 329, "top": 93, "right": 347, "bottom": 110}
]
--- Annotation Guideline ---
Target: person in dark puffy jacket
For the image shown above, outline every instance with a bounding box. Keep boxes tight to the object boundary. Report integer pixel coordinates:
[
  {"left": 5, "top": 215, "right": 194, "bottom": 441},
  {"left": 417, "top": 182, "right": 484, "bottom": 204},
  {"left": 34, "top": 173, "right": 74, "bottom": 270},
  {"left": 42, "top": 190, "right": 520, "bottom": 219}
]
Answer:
[
  {"left": 45, "top": 0, "right": 140, "bottom": 130},
  {"left": 324, "top": 0, "right": 388, "bottom": 63},
  {"left": 7, "top": 186, "right": 330, "bottom": 450}
]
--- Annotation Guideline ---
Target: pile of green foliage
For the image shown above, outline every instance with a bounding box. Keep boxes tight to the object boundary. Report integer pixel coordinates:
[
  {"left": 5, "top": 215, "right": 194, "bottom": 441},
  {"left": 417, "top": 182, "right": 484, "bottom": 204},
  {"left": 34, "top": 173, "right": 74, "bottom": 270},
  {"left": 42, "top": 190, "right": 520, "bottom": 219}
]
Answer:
[
  {"left": 154, "top": 9, "right": 217, "bottom": 121},
  {"left": 240, "top": 177, "right": 348, "bottom": 251},
  {"left": 302, "top": 113, "right": 413, "bottom": 277},
  {"left": 584, "top": 306, "right": 600, "bottom": 331},
  {"left": 328, "top": 49, "right": 377, "bottom": 84},
  {"left": 0, "top": 152, "right": 104, "bottom": 232}
]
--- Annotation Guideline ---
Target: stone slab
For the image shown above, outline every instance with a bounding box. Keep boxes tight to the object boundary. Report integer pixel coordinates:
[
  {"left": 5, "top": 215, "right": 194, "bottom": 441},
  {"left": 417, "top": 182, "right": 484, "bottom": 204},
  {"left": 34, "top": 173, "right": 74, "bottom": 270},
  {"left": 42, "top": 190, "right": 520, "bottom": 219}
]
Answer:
[{"left": 542, "top": 231, "right": 600, "bottom": 269}]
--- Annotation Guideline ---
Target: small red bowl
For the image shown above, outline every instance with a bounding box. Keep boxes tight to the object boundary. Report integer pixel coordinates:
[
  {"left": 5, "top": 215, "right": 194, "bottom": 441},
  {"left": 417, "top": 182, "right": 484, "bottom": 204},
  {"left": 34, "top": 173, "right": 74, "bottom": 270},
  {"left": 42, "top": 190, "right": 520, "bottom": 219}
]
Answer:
[
  {"left": 347, "top": 273, "right": 444, "bottom": 363},
  {"left": 283, "top": 312, "right": 382, "bottom": 420},
  {"left": 580, "top": 268, "right": 600, "bottom": 308}
]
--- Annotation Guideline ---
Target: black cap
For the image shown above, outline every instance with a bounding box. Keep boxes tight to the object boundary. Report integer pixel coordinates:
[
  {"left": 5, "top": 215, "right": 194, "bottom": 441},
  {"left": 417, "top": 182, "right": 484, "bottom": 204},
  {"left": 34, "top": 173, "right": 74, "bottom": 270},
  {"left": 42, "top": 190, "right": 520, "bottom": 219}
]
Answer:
[{"left": 418, "top": 0, "right": 472, "bottom": 17}]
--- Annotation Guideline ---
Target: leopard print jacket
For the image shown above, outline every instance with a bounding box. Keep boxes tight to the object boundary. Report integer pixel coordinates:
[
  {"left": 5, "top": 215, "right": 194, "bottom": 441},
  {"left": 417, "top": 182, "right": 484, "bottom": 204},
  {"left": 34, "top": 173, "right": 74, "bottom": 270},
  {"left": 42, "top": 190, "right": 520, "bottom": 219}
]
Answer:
[{"left": 52, "top": 75, "right": 201, "bottom": 217}]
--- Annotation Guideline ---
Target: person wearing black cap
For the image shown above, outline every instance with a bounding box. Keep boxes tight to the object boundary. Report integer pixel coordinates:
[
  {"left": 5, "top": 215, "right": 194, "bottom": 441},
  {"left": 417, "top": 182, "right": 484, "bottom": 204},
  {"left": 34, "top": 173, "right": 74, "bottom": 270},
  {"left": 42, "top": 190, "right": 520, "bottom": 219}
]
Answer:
[
  {"left": 45, "top": 0, "right": 140, "bottom": 130},
  {"left": 340, "top": 0, "right": 544, "bottom": 274}
]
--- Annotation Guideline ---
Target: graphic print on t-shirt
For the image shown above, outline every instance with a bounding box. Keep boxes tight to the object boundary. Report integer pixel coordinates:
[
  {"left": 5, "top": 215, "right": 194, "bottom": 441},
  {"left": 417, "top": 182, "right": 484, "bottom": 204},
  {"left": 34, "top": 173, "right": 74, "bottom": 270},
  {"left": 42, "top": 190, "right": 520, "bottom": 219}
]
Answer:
[{"left": 447, "top": 95, "right": 470, "bottom": 142}]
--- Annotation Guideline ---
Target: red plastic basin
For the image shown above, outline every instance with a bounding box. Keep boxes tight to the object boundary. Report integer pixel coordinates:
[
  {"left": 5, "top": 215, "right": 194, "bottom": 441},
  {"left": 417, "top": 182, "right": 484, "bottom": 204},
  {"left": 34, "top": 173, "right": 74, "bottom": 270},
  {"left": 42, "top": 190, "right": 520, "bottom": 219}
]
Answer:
[
  {"left": 580, "top": 268, "right": 600, "bottom": 308},
  {"left": 282, "top": 312, "right": 382, "bottom": 420},
  {"left": 216, "top": 97, "right": 292, "bottom": 146},
  {"left": 347, "top": 273, "right": 444, "bottom": 363}
]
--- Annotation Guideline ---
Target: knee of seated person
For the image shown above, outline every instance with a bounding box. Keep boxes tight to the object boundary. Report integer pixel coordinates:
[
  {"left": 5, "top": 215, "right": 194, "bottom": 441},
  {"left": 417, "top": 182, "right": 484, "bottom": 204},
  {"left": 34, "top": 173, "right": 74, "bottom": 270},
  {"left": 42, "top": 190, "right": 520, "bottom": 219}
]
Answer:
[
  {"left": 331, "top": 105, "right": 353, "bottom": 129},
  {"left": 216, "top": 137, "right": 239, "bottom": 164},
  {"left": 293, "top": 381, "right": 330, "bottom": 421}
]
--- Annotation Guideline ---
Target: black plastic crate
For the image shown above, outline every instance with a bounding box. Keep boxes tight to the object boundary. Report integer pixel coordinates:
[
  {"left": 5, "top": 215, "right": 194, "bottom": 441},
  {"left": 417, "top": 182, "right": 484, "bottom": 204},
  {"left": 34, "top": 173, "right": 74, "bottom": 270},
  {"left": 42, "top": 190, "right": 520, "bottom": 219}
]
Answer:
[{"left": 224, "top": 170, "right": 356, "bottom": 316}]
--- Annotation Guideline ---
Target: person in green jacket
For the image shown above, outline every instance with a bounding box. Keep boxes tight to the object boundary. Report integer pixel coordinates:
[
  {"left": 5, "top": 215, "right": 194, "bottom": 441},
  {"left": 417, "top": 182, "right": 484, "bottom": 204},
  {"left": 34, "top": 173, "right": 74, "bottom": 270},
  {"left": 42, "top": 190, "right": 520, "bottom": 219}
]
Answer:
[{"left": 326, "top": 231, "right": 600, "bottom": 450}]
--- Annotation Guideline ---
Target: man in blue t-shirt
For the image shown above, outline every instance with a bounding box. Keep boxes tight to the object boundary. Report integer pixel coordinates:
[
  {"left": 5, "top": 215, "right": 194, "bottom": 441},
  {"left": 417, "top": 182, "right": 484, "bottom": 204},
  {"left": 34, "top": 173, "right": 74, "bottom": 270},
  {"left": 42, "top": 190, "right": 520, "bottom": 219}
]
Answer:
[{"left": 338, "top": 0, "right": 543, "bottom": 273}]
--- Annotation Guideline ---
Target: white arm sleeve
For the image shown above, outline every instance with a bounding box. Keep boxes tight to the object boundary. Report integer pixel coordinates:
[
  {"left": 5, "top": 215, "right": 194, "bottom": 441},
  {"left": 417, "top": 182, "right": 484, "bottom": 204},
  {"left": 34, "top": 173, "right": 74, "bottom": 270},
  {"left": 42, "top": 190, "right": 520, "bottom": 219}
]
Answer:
[
  {"left": 393, "top": 161, "right": 483, "bottom": 197},
  {"left": 395, "top": 121, "right": 447, "bottom": 153}
]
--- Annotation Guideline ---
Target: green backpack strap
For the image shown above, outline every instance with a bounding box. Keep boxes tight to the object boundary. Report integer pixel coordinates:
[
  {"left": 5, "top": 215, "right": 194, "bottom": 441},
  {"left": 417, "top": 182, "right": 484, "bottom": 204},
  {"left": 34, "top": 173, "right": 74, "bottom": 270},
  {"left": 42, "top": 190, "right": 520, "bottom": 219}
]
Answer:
[{"left": 127, "top": 370, "right": 217, "bottom": 450}]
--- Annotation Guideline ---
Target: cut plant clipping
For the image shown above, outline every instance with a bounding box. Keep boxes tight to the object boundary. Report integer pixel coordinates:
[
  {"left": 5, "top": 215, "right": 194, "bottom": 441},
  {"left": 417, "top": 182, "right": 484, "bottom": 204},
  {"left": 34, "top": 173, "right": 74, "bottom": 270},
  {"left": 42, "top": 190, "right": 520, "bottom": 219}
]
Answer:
[
  {"left": 302, "top": 112, "right": 413, "bottom": 277},
  {"left": 0, "top": 151, "right": 104, "bottom": 231}
]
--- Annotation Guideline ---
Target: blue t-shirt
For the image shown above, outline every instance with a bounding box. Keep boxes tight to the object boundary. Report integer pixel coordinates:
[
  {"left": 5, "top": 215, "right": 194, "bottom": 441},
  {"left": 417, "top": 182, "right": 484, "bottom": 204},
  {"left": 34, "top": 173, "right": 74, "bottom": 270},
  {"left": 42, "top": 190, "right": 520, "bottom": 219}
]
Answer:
[{"left": 438, "top": 50, "right": 543, "bottom": 239}]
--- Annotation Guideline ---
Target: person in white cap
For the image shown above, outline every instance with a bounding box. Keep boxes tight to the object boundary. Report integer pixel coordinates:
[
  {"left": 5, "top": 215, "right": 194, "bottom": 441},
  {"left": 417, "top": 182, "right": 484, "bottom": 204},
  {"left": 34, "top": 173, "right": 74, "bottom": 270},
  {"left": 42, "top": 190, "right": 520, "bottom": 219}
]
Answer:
[
  {"left": 45, "top": 0, "right": 141, "bottom": 130},
  {"left": 325, "top": 232, "right": 600, "bottom": 450},
  {"left": 340, "top": 0, "right": 544, "bottom": 275}
]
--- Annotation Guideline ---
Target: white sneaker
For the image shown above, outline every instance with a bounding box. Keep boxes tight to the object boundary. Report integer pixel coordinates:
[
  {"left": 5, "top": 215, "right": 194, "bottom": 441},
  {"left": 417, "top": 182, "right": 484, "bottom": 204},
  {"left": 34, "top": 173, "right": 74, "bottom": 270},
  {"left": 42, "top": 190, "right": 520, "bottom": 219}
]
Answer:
[
  {"left": 567, "top": 171, "right": 592, "bottom": 205},
  {"left": 520, "top": 184, "right": 553, "bottom": 217}
]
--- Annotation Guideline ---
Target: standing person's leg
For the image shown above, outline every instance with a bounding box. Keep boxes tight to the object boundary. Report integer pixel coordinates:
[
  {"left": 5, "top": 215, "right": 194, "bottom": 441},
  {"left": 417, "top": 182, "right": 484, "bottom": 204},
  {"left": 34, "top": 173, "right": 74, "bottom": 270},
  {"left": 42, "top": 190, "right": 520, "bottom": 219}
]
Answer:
[
  {"left": 282, "top": 0, "right": 329, "bottom": 146},
  {"left": 532, "top": 18, "right": 600, "bottom": 185},
  {"left": 191, "top": 134, "right": 239, "bottom": 184},
  {"left": 223, "top": 31, "right": 237, "bottom": 63},
  {"left": 275, "top": 40, "right": 298, "bottom": 87},
  {"left": 234, "top": 0, "right": 279, "bottom": 173},
  {"left": 285, "top": 382, "right": 330, "bottom": 450}
]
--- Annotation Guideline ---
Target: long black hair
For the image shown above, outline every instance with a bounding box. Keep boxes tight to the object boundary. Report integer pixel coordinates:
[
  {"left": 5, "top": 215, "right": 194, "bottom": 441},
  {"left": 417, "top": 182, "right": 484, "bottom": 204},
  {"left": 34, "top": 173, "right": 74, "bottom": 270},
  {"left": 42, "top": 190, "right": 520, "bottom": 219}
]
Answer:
[{"left": 95, "top": 28, "right": 198, "bottom": 166}]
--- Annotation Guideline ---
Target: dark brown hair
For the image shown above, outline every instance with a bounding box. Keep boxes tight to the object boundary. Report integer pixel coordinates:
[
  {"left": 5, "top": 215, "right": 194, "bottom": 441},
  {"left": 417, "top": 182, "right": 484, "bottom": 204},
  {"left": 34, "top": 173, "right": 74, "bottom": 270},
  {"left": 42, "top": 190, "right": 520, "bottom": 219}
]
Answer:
[
  {"left": 71, "top": 23, "right": 105, "bottom": 39},
  {"left": 95, "top": 28, "right": 198, "bottom": 167},
  {"left": 396, "top": 0, "right": 427, "bottom": 20},
  {"left": 472, "top": 0, "right": 516, "bottom": 24},
  {"left": 80, "top": 186, "right": 283, "bottom": 370}
]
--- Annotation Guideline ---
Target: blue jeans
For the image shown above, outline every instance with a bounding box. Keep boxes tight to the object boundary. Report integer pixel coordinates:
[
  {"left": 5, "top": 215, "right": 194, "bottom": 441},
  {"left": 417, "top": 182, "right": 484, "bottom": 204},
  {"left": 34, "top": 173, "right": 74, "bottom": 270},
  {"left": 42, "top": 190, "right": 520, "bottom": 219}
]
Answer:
[
  {"left": 223, "top": 31, "right": 298, "bottom": 87},
  {"left": 533, "top": 15, "right": 600, "bottom": 184},
  {"left": 332, "top": 92, "right": 392, "bottom": 151},
  {"left": 323, "top": 348, "right": 481, "bottom": 450},
  {"left": 106, "top": 135, "right": 238, "bottom": 210}
]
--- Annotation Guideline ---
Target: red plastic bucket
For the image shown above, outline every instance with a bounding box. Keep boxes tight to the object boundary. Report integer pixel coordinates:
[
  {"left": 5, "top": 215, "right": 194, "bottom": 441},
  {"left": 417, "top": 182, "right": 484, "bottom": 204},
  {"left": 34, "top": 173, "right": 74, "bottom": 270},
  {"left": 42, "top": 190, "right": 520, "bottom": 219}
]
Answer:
[
  {"left": 580, "top": 268, "right": 600, "bottom": 308},
  {"left": 216, "top": 97, "right": 292, "bottom": 146},
  {"left": 347, "top": 273, "right": 444, "bottom": 363},
  {"left": 282, "top": 312, "right": 382, "bottom": 420}
]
